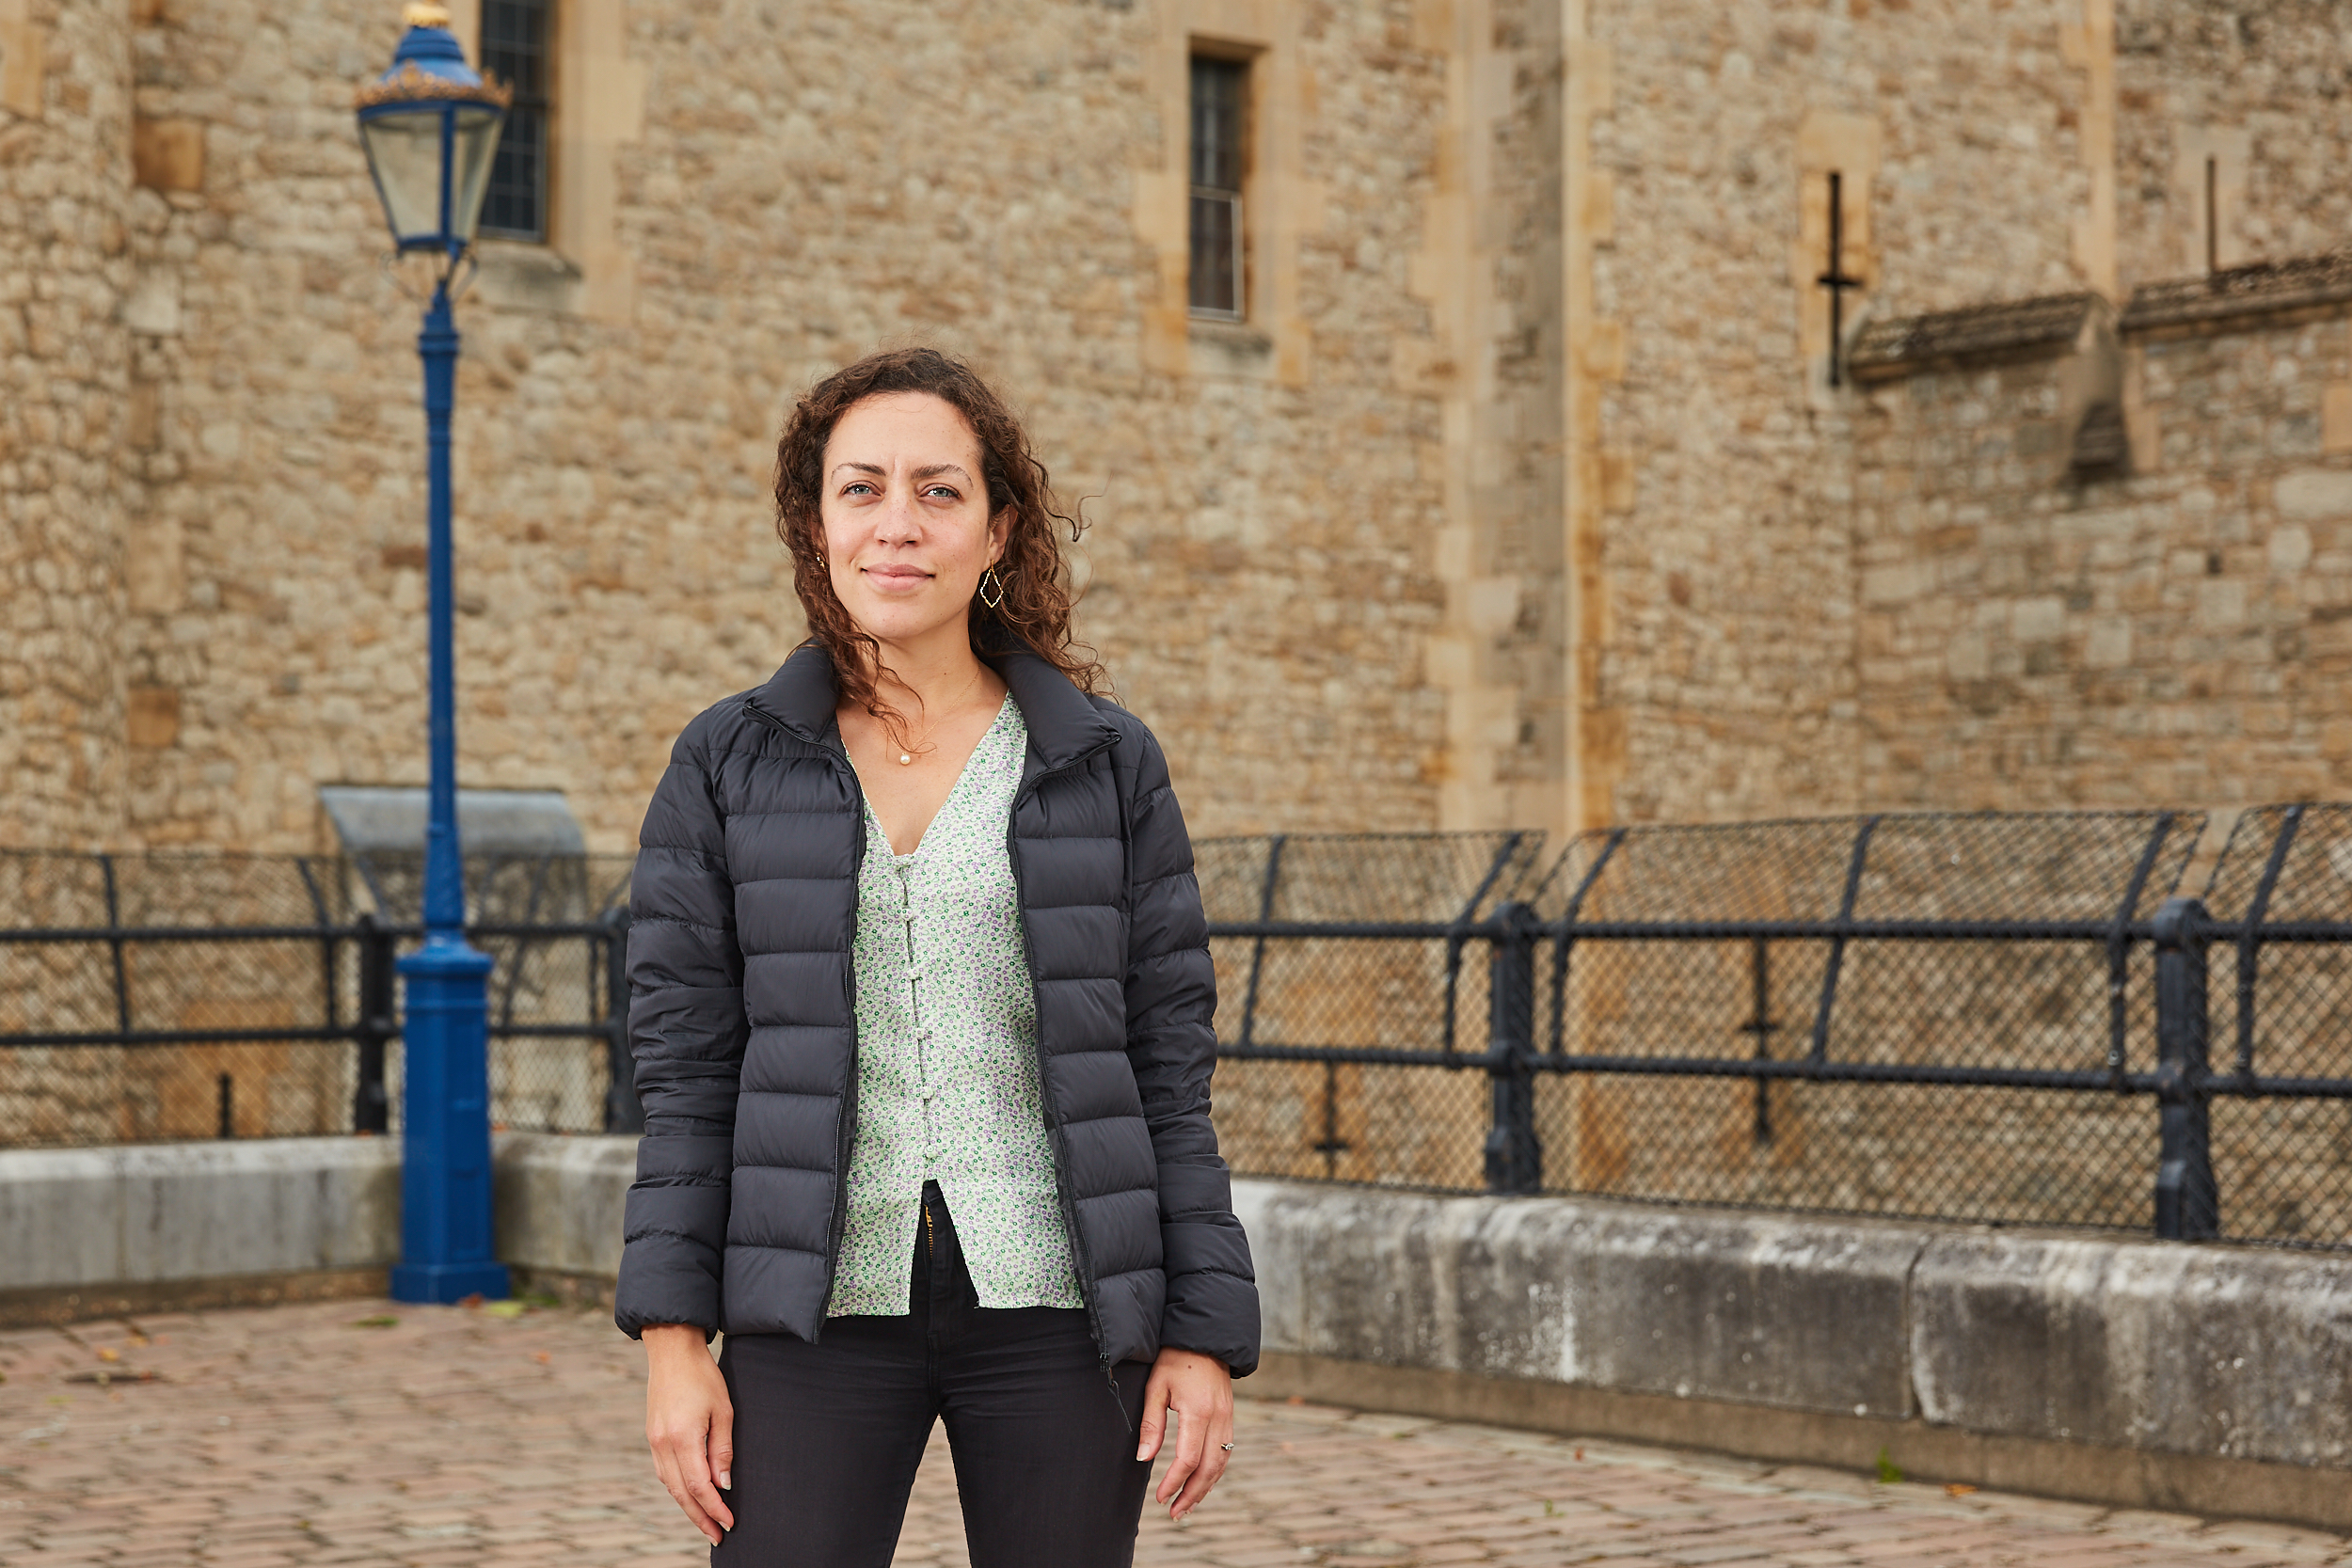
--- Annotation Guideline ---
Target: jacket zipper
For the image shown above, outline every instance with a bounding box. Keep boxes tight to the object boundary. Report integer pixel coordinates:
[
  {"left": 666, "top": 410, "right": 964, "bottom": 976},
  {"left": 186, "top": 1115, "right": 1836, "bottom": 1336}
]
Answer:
[
  {"left": 1006, "top": 736, "right": 1121, "bottom": 1384},
  {"left": 741, "top": 695, "right": 864, "bottom": 1344}
]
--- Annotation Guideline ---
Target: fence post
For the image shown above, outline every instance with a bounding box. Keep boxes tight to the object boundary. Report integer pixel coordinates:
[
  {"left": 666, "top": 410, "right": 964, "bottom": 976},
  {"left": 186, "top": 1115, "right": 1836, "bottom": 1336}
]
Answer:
[
  {"left": 2152, "top": 896, "right": 2217, "bottom": 1241},
  {"left": 354, "top": 913, "right": 395, "bottom": 1135},
  {"left": 1484, "top": 901, "right": 1541, "bottom": 1194},
  {"left": 601, "top": 908, "right": 644, "bottom": 1134}
]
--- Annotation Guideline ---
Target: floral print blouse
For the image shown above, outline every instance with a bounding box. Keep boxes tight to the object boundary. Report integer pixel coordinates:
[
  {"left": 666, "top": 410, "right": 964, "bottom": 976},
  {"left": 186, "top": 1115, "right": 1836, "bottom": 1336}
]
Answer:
[{"left": 825, "top": 694, "right": 1085, "bottom": 1317}]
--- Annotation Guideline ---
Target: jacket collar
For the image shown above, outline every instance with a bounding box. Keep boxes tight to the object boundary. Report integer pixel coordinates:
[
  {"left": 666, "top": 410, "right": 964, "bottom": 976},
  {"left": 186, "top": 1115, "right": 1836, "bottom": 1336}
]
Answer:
[
  {"left": 748, "top": 639, "right": 1117, "bottom": 770},
  {"left": 749, "top": 641, "right": 841, "bottom": 743}
]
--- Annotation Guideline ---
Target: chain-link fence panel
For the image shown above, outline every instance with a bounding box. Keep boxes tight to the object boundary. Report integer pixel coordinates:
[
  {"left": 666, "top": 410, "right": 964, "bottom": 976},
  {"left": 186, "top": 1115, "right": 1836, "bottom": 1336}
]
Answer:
[
  {"left": 1524, "top": 812, "right": 2204, "bottom": 1229},
  {"left": 0, "top": 852, "right": 634, "bottom": 1149},
  {"left": 1200, "top": 833, "right": 1543, "bottom": 1190},
  {"left": 0, "top": 853, "right": 366, "bottom": 1147},
  {"left": 2201, "top": 806, "right": 2352, "bottom": 1247}
]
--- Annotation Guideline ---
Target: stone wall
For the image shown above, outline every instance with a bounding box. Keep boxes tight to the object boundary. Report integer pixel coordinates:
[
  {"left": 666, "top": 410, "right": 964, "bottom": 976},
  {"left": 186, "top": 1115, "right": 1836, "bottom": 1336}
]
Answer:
[
  {"left": 16, "top": 0, "right": 2352, "bottom": 859},
  {"left": 1848, "top": 285, "right": 2352, "bottom": 811},
  {"left": 2114, "top": 0, "right": 2352, "bottom": 291},
  {"left": 1, "top": 0, "right": 135, "bottom": 851},
  {"left": 1585, "top": 0, "right": 2352, "bottom": 824},
  {"left": 1581, "top": 0, "right": 2110, "bottom": 827},
  {"left": 94, "top": 0, "right": 1466, "bottom": 854}
]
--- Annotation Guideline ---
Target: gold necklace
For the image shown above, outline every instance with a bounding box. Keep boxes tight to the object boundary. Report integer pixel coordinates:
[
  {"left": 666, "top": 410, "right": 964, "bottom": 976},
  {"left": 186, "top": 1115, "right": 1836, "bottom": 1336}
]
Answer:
[{"left": 891, "top": 670, "right": 990, "bottom": 765}]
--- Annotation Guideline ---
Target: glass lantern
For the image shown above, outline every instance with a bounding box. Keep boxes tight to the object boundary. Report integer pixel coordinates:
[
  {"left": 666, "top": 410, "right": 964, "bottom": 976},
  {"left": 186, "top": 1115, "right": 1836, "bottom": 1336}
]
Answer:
[{"left": 356, "top": 3, "right": 511, "bottom": 260}]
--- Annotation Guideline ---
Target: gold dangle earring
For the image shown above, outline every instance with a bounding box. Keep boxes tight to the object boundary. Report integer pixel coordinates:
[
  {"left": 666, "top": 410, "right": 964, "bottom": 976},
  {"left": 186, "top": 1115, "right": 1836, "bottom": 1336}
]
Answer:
[{"left": 978, "top": 563, "right": 1007, "bottom": 612}]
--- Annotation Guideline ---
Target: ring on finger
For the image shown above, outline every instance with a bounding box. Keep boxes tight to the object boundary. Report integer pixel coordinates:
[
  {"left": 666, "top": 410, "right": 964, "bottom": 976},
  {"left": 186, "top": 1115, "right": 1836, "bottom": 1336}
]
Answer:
[{"left": 1219, "top": 1441, "right": 1235, "bottom": 1451}]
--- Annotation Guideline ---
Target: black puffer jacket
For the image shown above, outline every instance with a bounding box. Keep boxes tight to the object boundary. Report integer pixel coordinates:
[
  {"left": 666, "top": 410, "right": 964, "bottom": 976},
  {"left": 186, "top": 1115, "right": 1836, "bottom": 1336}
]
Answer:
[{"left": 613, "top": 641, "right": 1259, "bottom": 1377}]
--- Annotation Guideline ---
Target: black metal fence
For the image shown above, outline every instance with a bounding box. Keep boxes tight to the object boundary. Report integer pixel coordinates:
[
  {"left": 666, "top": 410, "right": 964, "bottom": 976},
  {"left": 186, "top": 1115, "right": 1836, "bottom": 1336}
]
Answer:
[
  {"left": 1204, "top": 808, "right": 2352, "bottom": 1248},
  {"left": 0, "top": 850, "right": 637, "bottom": 1146},
  {"left": 8, "top": 809, "right": 2352, "bottom": 1248}
]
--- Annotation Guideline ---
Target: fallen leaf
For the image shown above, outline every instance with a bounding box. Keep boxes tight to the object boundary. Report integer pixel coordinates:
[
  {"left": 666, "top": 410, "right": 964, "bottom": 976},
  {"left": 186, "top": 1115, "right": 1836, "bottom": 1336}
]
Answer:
[
  {"left": 96, "top": 1348, "right": 119, "bottom": 1363},
  {"left": 533, "top": 1352, "right": 551, "bottom": 1364},
  {"left": 352, "top": 1315, "right": 399, "bottom": 1330},
  {"left": 480, "top": 1300, "right": 527, "bottom": 1320},
  {"left": 1945, "top": 1483, "right": 1979, "bottom": 1497}
]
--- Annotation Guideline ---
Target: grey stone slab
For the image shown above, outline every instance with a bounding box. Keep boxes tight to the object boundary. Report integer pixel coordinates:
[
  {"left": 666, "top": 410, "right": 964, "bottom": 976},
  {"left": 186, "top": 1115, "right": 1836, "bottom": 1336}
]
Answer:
[
  {"left": 1909, "top": 1232, "right": 2352, "bottom": 1467},
  {"left": 0, "top": 1137, "right": 400, "bottom": 1289},
  {"left": 1549, "top": 1203, "right": 1924, "bottom": 1419},
  {"left": 1234, "top": 1180, "right": 1924, "bottom": 1419},
  {"left": 492, "top": 1131, "right": 634, "bottom": 1277}
]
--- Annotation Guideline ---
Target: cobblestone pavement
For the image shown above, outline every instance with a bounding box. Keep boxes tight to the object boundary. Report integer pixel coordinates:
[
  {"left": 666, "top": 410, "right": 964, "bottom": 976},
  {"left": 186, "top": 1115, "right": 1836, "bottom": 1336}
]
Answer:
[{"left": 3, "top": 1297, "right": 2349, "bottom": 1567}]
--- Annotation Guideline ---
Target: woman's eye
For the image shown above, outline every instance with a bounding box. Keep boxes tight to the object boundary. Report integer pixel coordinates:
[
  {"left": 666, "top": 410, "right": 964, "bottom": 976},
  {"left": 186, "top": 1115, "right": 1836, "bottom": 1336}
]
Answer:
[
  {"left": 843, "top": 482, "right": 877, "bottom": 497},
  {"left": 923, "top": 485, "right": 959, "bottom": 500}
]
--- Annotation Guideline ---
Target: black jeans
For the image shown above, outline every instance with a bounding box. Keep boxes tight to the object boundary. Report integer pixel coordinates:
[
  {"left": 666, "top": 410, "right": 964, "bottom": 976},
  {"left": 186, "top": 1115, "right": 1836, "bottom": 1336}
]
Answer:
[{"left": 712, "top": 1182, "right": 1152, "bottom": 1567}]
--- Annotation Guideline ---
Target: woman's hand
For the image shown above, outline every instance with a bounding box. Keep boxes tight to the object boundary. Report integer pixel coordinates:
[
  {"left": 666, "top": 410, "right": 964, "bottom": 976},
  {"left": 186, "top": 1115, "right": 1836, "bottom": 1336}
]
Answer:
[
  {"left": 1136, "top": 1346, "right": 1235, "bottom": 1521},
  {"left": 644, "top": 1324, "right": 736, "bottom": 1545}
]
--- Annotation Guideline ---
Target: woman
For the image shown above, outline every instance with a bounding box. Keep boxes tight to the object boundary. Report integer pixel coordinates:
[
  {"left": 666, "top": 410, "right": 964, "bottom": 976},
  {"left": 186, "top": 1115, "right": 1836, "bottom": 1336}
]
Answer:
[{"left": 615, "top": 346, "right": 1260, "bottom": 1567}]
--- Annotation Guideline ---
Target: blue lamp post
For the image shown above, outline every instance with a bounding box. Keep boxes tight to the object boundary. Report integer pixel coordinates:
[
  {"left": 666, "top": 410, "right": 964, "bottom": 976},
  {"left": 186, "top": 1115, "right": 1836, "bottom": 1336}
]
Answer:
[{"left": 356, "top": 2, "right": 512, "bottom": 1304}]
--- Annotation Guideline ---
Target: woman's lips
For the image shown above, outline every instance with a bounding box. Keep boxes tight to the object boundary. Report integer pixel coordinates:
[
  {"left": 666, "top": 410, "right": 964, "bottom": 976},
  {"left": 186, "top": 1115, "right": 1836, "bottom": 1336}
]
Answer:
[{"left": 863, "top": 565, "right": 931, "bottom": 586}]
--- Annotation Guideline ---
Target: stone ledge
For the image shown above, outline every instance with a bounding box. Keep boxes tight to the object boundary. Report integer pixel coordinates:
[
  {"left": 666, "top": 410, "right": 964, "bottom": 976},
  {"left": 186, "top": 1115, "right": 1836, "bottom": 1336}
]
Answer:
[
  {"left": 0, "top": 1132, "right": 615, "bottom": 1304},
  {"left": 1847, "top": 293, "right": 2105, "bottom": 383},
  {"left": 1236, "top": 1179, "right": 1921, "bottom": 1419},
  {"left": 2122, "top": 253, "right": 2352, "bottom": 340},
  {"left": 491, "top": 1130, "right": 636, "bottom": 1278},
  {"left": 1911, "top": 1231, "right": 2352, "bottom": 1469},
  {"left": 1233, "top": 1177, "right": 2352, "bottom": 1528},
  {"left": 0, "top": 1136, "right": 402, "bottom": 1292}
]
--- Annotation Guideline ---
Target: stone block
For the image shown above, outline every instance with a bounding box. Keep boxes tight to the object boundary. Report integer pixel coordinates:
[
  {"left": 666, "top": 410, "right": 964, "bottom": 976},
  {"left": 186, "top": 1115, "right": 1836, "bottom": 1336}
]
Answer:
[
  {"left": 492, "top": 1130, "right": 633, "bottom": 1278},
  {"left": 132, "top": 118, "right": 205, "bottom": 193},
  {"left": 2325, "top": 384, "right": 2352, "bottom": 456},
  {"left": 0, "top": 16, "right": 43, "bottom": 119},
  {"left": 1235, "top": 1180, "right": 1922, "bottom": 1419},
  {"left": 1909, "top": 1232, "right": 2352, "bottom": 1467},
  {"left": 120, "top": 272, "right": 181, "bottom": 338},
  {"left": 0, "top": 1137, "right": 401, "bottom": 1291},
  {"left": 126, "top": 684, "right": 179, "bottom": 747},
  {"left": 2275, "top": 467, "right": 2352, "bottom": 520}
]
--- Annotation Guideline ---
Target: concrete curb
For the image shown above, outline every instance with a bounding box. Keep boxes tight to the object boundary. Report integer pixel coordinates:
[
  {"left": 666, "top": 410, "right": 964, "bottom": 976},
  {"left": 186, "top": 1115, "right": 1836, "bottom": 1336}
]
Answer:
[
  {"left": 0, "top": 1132, "right": 624, "bottom": 1323},
  {"left": 0, "top": 1137, "right": 401, "bottom": 1295},
  {"left": 1232, "top": 1179, "right": 2352, "bottom": 1527}
]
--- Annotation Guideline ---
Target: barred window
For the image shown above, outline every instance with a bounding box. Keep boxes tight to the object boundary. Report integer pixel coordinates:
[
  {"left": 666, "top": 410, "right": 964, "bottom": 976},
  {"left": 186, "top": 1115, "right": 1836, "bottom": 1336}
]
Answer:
[
  {"left": 481, "top": 0, "right": 552, "bottom": 243},
  {"left": 1188, "top": 55, "right": 1248, "bottom": 320}
]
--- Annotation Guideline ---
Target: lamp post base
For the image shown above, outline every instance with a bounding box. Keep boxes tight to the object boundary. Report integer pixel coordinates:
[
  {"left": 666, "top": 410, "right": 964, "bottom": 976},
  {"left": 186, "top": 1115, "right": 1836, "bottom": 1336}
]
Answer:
[
  {"left": 390, "top": 1259, "right": 513, "bottom": 1304},
  {"left": 392, "top": 935, "right": 506, "bottom": 1305}
]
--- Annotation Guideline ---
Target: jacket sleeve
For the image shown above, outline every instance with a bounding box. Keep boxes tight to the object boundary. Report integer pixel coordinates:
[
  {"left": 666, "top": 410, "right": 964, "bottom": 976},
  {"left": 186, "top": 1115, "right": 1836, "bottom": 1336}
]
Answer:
[
  {"left": 1122, "top": 724, "right": 1262, "bottom": 1377},
  {"left": 613, "top": 726, "right": 746, "bottom": 1339}
]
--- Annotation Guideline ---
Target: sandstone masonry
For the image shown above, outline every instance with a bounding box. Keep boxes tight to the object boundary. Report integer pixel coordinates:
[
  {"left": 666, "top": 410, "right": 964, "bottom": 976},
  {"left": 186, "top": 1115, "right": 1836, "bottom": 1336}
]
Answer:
[{"left": 6, "top": 0, "right": 2352, "bottom": 852}]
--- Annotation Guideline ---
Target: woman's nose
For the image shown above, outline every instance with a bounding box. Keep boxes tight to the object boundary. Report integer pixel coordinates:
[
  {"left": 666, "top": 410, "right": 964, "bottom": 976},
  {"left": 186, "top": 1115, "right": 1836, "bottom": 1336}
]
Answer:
[{"left": 874, "top": 493, "right": 920, "bottom": 542}]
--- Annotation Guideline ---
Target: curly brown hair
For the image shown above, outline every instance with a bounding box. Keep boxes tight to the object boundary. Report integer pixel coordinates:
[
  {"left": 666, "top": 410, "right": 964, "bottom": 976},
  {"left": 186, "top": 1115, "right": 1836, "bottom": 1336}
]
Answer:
[{"left": 773, "top": 347, "right": 1104, "bottom": 737}]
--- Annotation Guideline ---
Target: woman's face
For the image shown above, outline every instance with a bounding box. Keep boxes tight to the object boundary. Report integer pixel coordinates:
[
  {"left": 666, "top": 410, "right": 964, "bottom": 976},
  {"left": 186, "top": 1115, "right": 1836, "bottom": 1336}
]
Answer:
[{"left": 819, "top": 391, "right": 1009, "bottom": 650}]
